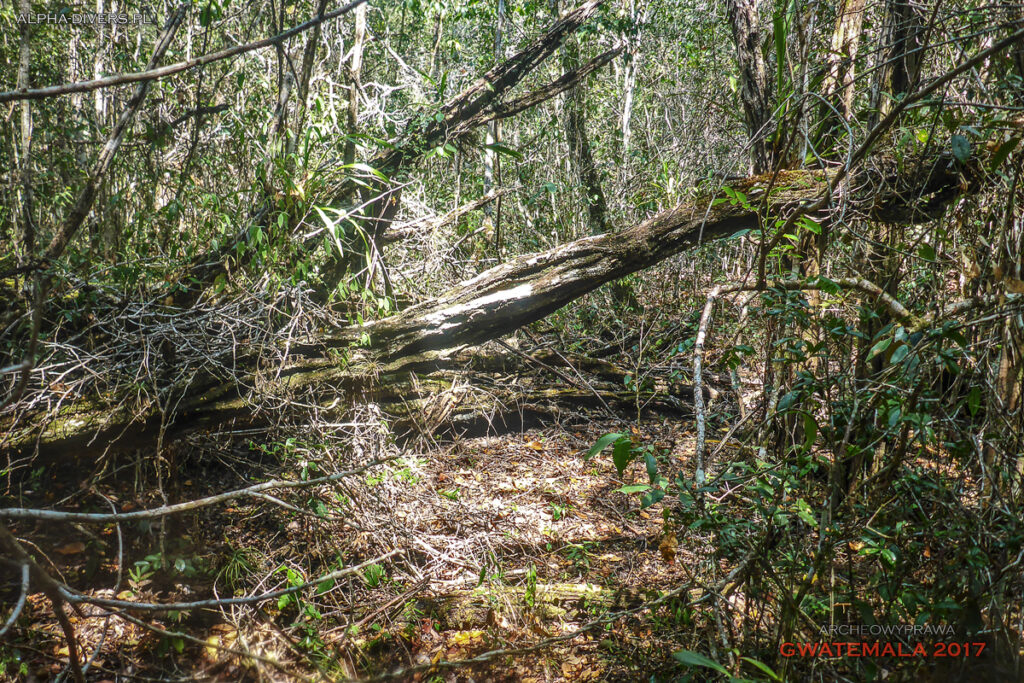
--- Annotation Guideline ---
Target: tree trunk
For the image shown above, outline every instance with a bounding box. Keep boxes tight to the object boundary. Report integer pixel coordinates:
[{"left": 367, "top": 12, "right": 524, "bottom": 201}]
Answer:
[
  {"left": 867, "top": 0, "right": 923, "bottom": 130},
  {"left": 815, "top": 0, "right": 867, "bottom": 151},
  {"left": 726, "top": 0, "right": 775, "bottom": 173},
  {"left": 344, "top": 2, "right": 366, "bottom": 167},
  {"left": 1, "top": 154, "right": 979, "bottom": 459},
  {"left": 557, "top": 1, "right": 609, "bottom": 236},
  {"left": 15, "top": 0, "right": 34, "bottom": 265},
  {"left": 172, "top": 0, "right": 611, "bottom": 300},
  {"left": 482, "top": 0, "right": 506, "bottom": 256}
]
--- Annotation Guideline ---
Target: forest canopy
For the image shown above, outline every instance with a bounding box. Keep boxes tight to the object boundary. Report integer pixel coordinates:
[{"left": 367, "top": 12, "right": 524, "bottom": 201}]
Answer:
[{"left": 1, "top": 0, "right": 1022, "bottom": 680}]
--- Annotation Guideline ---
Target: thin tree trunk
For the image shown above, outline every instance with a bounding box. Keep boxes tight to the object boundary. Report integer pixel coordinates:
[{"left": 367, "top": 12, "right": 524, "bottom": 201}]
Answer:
[
  {"left": 837, "top": 0, "right": 922, "bottom": 509},
  {"left": 726, "top": 0, "right": 775, "bottom": 173},
  {"left": 867, "top": 0, "right": 923, "bottom": 130},
  {"left": 291, "top": 0, "right": 330, "bottom": 155},
  {"left": 822, "top": 0, "right": 867, "bottom": 121},
  {"left": 344, "top": 2, "right": 366, "bottom": 167},
  {"left": 15, "top": 0, "right": 34, "bottom": 265},
  {"left": 556, "top": 0, "right": 609, "bottom": 236},
  {"left": 428, "top": 9, "right": 444, "bottom": 82}
]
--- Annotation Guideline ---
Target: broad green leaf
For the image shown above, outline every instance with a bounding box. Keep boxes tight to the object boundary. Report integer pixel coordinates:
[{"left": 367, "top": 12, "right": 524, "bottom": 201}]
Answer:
[
  {"left": 951, "top": 134, "right": 971, "bottom": 162},
  {"left": 640, "top": 488, "right": 665, "bottom": 509},
  {"left": 612, "top": 439, "right": 632, "bottom": 476},
  {"left": 815, "top": 276, "right": 840, "bottom": 294},
  {"left": 741, "top": 656, "right": 782, "bottom": 681},
  {"left": 483, "top": 143, "right": 524, "bottom": 160},
  {"left": 799, "top": 216, "right": 822, "bottom": 234},
  {"left": 967, "top": 386, "right": 981, "bottom": 417},
  {"left": 802, "top": 414, "right": 817, "bottom": 453},
  {"left": 918, "top": 243, "right": 936, "bottom": 261},
  {"left": 673, "top": 650, "right": 730, "bottom": 675},
  {"left": 617, "top": 484, "right": 651, "bottom": 494},
  {"left": 796, "top": 498, "right": 818, "bottom": 527},
  {"left": 586, "top": 433, "right": 624, "bottom": 459},
  {"left": 645, "top": 452, "right": 659, "bottom": 483},
  {"left": 867, "top": 337, "right": 892, "bottom": 360},
  {"left": 889, "top": 343, "right": 911, "bottom": 364},
  {"left": 777, "top": 390, "right": 800, "bottom": 412},
  {"left": 990, "top": 136, "right": 1021, "bottom": 169}
]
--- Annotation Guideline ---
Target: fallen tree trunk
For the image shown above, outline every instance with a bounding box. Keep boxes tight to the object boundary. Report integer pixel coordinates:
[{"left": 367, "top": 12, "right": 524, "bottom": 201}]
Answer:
[
  {"left": 348, "top": 154, "right": 978, "bottom": 358},
  {"left": 0, "top": 340, "right": 712, "bottom": 458},
  {"left": 172, "top": 1, "right": 615, "bottom": 298},
  {"left": 0, "top": 153, "right": 978, "bottom": 459}
]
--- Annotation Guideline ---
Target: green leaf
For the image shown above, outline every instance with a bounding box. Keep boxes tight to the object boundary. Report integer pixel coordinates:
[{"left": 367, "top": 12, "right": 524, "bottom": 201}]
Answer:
[
  {"left": 777, "top": 390, "right": 800, "bottom": 412},
  {"left": 918, "top": 243, "right": 936, "bottom": 261},
  {"left": 741, "top": 656, "right": 782, "bottom": 681},
  {"left": 801, "top": 414, "right": 817, "bottom": 453},
  {"left": 640, "top": 488, "right": 665, "bottom": 509},
  {"left": 483, "top": 143, "right": 524, "bottom": 160},
  {"left": 645, "top": 453, "right": 659, "bottom": 483},
  {"left": 673, "top": 650, "right": 730, "bottom": 675},
  {"left": 951, "top": 134, "right": 971, "bottom": 163},
  {"left": 967, "top": 386, "right": 981, "bottom": 417},
  {"left": 617, "top": 484, "right": 651, "bottom": 494},
  {"left": 796, "top": 498, "right": 818, "bottom": 527},
  {"left": 612, "top": 439, "right": 632, "bottom": 476},
  {"left": 868, "top": 337, "right": 893, "bottom": 360},
  {"left": 990, "top": 136, "right": 1020, "bottom": 169},
  {"left": 889, "top": 343, "right": 910, "bottom": 364},
  {"left": 586, "top": 433, "right": 624, "bottom": 459},
  {"left": 799, "top": 216, "right": 821, "bottom": 234},
  {"left": 815, "top": 276, "right": 840, "bottom": 294},
  {"left": 339, "top": 162, "right": 390, "bottom": 182}
]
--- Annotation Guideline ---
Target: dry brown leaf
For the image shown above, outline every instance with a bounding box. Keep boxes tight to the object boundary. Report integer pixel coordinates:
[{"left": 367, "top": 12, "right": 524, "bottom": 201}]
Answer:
[
  {"left": 659, "top": 532, "right": 678, "bottom": 564},
  {"left": 524, "top": 440, "right": 544, "bottom": 451},
  {"left": 1005, "top": 278, "right": 1024, "bottom": 293},
  {"left": 54, "top": 541, "right": 86, "bottom": 555}
]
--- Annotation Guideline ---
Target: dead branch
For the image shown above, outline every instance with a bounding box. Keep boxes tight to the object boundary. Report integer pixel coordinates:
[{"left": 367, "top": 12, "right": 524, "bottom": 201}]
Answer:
[{"left": 0, "top": 0, "right": 368, "bottom": 104}]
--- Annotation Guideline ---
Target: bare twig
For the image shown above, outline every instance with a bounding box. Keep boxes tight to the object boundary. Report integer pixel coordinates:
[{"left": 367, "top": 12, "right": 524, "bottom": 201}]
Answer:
[
  {"left": 0, "top": 0, "right": 368, "bottom": 104},
  {"left": 0, "top": 455, "right": 400, "bottom": 522}
]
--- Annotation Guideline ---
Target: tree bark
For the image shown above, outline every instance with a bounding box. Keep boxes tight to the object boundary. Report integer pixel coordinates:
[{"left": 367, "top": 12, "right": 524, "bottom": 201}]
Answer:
[
  {"left": 344, "top": 2, "right": 366, "bottom": 167},
  {"left": 1, "top": 153, "right": 979, "bottom": 459},
  {"left": 867, "top": 0, "right": 923, "bottom": 130},
  {"left": 15, "top": 0, "right": 34, "bottom": 265},
  {"left": 816, "top": 0, "right": 867, "bottom": 147},
  {"left": 726, "top": 0, "right": 775, "bottom": 174},
  {"left": 557, "top": 1, "right": 609, "bottom": 236}
]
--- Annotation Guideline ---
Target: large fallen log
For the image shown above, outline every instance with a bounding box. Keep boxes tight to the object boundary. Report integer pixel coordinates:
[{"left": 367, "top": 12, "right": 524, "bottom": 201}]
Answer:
[
  {"left": 345, "top": 154, "right": 978, "bottom": 358},
  {"left": 0, "top": 153, "right": 978, "bottom": 459}
]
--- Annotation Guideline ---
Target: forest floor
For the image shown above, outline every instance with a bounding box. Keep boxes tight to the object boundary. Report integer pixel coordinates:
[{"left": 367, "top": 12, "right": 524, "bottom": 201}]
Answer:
[{"left": 2, "top": 412, "right": 733, "bottom": 682}]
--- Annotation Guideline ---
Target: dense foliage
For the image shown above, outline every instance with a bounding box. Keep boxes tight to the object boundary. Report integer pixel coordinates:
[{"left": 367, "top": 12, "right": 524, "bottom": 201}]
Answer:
[{"left": 1, "top": 0, "right": 1022, "bottom": 680}]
